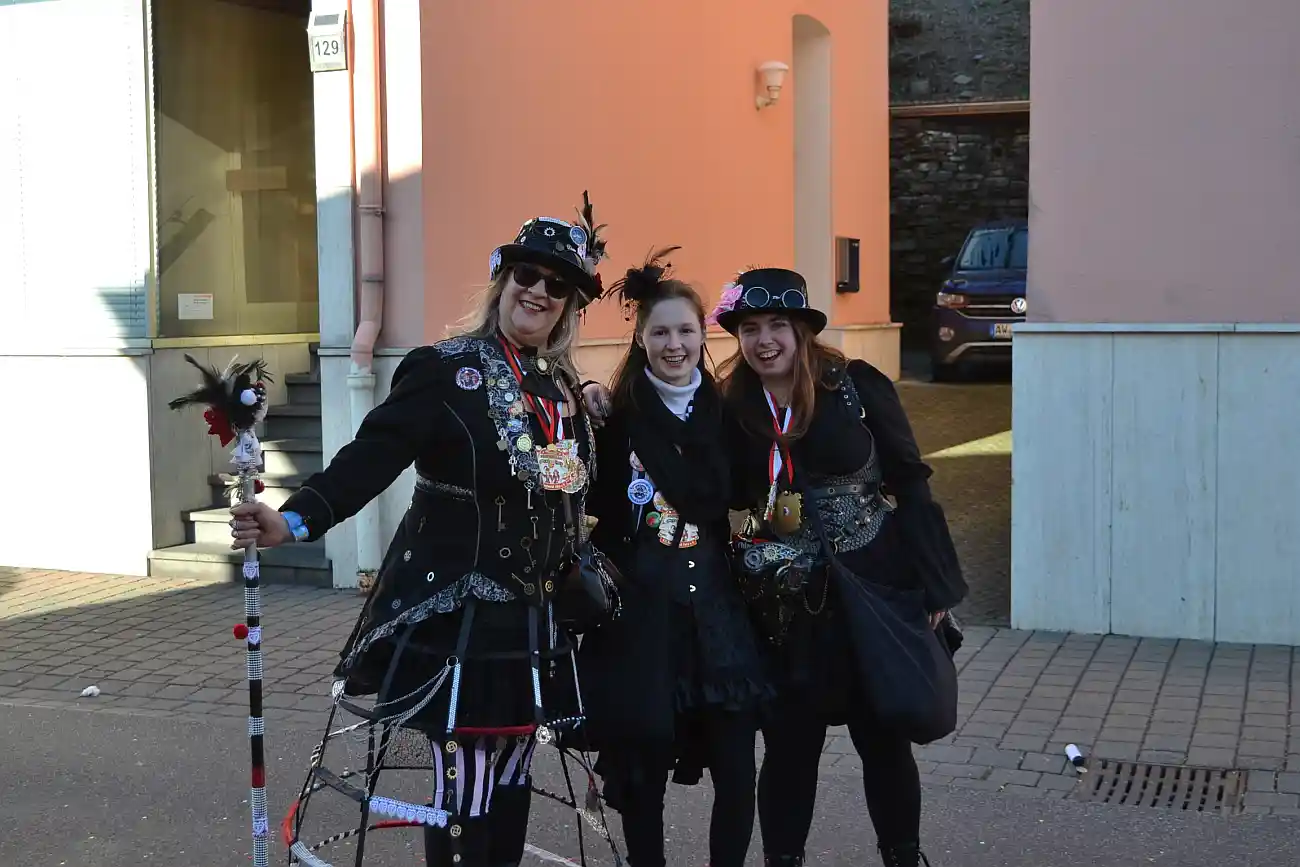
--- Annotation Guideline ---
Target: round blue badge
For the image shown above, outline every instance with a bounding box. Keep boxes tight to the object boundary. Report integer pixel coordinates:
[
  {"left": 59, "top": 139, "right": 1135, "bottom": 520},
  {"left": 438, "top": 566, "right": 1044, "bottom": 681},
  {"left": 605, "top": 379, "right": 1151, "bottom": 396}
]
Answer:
[
  {"left": 570, "top": 225, "right": 588, "bottom": 247},
  {"left": 627, "top": 478, "right": 655, "bottom": 506}
]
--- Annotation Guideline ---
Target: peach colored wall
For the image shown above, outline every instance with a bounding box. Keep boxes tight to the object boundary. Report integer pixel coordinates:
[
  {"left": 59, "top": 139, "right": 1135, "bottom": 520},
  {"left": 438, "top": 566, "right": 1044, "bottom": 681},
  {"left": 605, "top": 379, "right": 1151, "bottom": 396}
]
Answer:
[
  {"left": 1030, "top": 0, "right": 1300, "bottom": 324},
  {"left": 392, "top": 0, "right": 888, "bottom": 348}
]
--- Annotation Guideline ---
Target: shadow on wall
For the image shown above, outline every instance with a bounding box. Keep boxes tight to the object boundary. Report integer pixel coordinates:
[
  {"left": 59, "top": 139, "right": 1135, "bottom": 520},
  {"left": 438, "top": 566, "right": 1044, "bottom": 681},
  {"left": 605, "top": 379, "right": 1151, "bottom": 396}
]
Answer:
[{"left": 899, "top": 381, "right": 1011, "bottom": 625}]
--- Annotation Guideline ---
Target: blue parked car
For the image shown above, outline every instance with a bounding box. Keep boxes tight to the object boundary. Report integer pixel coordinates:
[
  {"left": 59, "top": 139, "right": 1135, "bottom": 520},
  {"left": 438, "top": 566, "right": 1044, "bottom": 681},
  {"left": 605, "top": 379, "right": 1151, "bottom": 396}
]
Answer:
[{"left": 929, "top": 219, "right": 1027, "bottom": 381}]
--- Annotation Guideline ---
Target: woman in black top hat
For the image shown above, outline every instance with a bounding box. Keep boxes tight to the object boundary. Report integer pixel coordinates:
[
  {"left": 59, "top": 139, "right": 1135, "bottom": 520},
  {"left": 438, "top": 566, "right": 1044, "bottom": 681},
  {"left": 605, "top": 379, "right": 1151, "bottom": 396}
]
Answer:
[
  {"left": 577, "top": 249, "right": 769, "bottom": 867},
  {"left": 708, "top": 269, "right": 967, "bottom": 867},
  {"left": 230, "top": 195, "right": 610, "bottom": 867}
]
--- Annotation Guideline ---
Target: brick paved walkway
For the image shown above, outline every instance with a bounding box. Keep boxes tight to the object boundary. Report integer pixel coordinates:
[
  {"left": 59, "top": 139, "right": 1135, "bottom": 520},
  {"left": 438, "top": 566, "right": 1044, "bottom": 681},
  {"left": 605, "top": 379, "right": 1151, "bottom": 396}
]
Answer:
[{"left": 2, "top": 569, "right": 1297, "bottom": 815}]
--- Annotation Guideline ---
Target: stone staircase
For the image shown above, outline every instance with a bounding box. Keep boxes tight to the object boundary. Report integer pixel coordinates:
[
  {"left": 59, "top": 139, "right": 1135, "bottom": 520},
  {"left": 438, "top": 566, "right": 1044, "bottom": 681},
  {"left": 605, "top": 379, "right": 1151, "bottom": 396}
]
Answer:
[{"left": 147, "top": 352, "right": 332, "bottom": 587}]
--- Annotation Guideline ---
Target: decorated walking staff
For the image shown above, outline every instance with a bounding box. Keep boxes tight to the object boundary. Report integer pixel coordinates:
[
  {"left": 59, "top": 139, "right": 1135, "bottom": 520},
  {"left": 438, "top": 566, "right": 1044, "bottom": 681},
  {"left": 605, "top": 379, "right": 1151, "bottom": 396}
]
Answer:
[{"left": 169, "top": 355, "right": 274, "bottom": 867}]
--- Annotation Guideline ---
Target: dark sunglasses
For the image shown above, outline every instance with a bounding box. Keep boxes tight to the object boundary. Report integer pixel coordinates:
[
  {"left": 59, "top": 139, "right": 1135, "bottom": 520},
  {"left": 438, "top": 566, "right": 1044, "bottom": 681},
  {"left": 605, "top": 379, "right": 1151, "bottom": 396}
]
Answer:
[
  {"left": 512, "top": 263, "right": 575, "bottom": 300},
  {"left": 742, "top": 285, "right": 807, "bottom": 310}
]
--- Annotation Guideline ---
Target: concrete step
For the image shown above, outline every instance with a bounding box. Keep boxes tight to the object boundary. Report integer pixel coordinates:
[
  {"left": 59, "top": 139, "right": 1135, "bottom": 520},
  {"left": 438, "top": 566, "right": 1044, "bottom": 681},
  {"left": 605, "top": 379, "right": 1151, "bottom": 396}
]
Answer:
[
  {"left": 184, "top": 507, "right": 332, "bottom": 548},
  {"left": 260, "top": 438, "right": 323, "bottom": 476},
  {"left": 286, "top": 371, "right": 321, "bottom": 405},
  {"left": 147, "top": 542, "right": 331, "bottom": 587},
  {"left": 208, "top": 472, "right": 309, "bottom": 510},
  {"left": 263, "top": 402, "right": 321, "bottom": 440}
]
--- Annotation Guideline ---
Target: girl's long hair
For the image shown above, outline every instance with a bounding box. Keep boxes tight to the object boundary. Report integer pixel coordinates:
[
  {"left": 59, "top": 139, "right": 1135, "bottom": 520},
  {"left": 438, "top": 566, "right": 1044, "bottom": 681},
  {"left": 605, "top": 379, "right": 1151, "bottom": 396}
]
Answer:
[
  {"left": 607, "top": 248, "right": 714, "bottom": 414},
  {"left": 716, "top": 318, "right": 845, "bottom": 443}
]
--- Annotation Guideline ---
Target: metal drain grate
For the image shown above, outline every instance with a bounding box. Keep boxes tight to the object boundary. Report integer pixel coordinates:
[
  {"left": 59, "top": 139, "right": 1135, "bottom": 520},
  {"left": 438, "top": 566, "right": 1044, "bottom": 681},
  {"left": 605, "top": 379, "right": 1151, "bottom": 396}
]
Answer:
[{"left": 1073, "top": 760, "right": 1249, "bottom": 813}]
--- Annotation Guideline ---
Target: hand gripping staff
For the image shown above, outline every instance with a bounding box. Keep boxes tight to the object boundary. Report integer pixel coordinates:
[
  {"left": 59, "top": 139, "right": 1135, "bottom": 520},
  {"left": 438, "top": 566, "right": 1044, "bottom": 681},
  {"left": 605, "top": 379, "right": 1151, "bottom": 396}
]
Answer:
[{"left": 169, "top": 354, "right": 274, "bottom": 867}]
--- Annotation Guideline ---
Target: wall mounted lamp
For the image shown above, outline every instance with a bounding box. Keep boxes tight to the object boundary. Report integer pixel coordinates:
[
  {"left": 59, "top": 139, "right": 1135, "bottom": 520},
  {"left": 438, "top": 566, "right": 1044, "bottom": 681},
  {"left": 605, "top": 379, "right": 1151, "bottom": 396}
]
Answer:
[{"left": 755, "top": 61, "right": 790, "bottom": 110}]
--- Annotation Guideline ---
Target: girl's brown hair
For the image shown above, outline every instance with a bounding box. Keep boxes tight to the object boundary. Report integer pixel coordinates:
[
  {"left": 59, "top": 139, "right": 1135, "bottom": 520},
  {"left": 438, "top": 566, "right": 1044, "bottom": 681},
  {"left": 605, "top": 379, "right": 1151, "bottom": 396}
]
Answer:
[
  {"left": 608, "top": 247, "right": 713, "bottom": 414},
  {"left": 716, "top": 317, "right": 845, "bottom": 443}
]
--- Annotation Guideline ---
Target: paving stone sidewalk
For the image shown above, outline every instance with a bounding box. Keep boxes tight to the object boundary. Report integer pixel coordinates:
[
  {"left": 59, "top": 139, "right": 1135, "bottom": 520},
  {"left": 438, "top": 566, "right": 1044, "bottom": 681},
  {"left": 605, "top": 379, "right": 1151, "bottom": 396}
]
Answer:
[{"left": 2, "top": 569, "right": 1298, "bottom": 815}]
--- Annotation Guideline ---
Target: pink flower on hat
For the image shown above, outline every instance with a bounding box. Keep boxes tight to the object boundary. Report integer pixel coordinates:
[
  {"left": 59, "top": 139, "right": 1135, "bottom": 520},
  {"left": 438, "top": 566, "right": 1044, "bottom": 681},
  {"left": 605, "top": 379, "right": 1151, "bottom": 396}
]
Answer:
[{"left": 706, "top": 282, "right": 743, "bottom": 326}]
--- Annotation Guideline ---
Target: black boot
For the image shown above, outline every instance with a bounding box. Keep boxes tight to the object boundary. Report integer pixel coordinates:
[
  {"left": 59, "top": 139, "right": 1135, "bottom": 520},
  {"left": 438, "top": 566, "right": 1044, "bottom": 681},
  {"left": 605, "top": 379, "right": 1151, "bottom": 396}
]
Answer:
[
  {"left": 763, "top": 855, "right": 804, "bottom": 867},
  {"left": 878, "top": 841, "right": 930, "bottom": 867}
]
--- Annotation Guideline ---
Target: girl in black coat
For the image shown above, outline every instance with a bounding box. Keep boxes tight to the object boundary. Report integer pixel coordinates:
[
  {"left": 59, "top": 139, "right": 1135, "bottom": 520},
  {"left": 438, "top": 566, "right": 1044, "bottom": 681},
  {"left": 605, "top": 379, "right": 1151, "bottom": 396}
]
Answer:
[
  {"left": 579, "top": 249, "right": 769, "bottom": 867},
  {"left": 710, "top": 268, "right": 967, "bottom": 867}
]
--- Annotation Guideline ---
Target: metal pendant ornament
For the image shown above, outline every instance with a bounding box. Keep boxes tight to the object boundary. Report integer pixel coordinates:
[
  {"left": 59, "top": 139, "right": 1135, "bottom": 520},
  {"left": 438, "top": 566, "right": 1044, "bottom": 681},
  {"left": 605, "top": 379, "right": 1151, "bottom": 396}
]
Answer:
[
  {"left": 773, "top": 490, "right": 804, "bottom": 536},
  {"left": 167, "top": 354, "right": 274, "bottom": 867},
  {"left": 562, "top": 453, "right": 589, "bottom": 494}
]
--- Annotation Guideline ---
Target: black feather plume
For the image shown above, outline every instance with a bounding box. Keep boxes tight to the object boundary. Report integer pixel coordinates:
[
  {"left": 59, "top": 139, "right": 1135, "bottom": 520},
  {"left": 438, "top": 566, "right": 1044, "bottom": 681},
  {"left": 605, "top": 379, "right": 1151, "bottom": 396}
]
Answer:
[
  {"left": 610, "top": 246, "right": 682, "bottom": 318},
  {"left": 169, "top": 354, "right": 274, "bottom": 443},
  {"left": 574, "top": 189, "right": 608, "bottom": 268}
]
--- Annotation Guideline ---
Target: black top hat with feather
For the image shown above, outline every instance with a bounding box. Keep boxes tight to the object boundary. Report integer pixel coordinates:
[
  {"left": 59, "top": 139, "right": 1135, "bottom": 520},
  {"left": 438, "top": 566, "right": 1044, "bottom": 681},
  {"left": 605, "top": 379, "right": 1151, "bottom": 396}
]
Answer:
[
  {"left": 610, "top": 245, "right": 684, "bottom": 320},
  {"left": 168, "top": 355, "right": 273, "bottom": 447},
  {"left": 489, "top": 190, "right": 609, "bottom": 308}
]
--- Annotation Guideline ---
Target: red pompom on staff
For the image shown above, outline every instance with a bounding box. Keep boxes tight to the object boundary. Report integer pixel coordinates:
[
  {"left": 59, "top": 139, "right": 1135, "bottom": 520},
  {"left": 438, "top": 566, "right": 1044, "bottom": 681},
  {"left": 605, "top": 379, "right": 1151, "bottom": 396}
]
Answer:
[{"left": 169, "top": 355, "right": 273, "bottom": 867}]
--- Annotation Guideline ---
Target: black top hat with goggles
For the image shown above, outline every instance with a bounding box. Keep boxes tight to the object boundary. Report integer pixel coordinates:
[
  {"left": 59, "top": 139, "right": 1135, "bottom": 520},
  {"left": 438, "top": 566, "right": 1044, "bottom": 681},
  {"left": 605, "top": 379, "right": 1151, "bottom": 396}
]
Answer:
[
  {"left": 714, "top": 267, "right": 828, "bottom": 335},
  {"left": 489, "top": 191, "right": 609, "bottom": 309}
]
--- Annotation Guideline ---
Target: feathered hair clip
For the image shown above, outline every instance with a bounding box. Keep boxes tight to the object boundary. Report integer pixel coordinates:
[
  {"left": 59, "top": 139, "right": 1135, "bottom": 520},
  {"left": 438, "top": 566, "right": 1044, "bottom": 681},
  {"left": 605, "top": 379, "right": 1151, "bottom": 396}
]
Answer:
[
  {"left": 611, "top": 246, "right": 682, "bottom": 320},
  {"left": 705, "top": 264, "right": 760, "bottom": 326},
  {"left": 573, "top": 190, "right": 609, "bottom": 277},
  {"left": 168, "top": 354, "right": 274, "bottom": 447}
]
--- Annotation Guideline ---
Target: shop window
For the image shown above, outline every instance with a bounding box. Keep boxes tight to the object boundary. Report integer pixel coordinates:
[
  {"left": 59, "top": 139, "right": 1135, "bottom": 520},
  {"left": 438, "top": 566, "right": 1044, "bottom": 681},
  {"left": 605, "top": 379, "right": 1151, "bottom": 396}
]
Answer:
[{"left": 154, "top": 0, "right": 318, "bottom": 338}]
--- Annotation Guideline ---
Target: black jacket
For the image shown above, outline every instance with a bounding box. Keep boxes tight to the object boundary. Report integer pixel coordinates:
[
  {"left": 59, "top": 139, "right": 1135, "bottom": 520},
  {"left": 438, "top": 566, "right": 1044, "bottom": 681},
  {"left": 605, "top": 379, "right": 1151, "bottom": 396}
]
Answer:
[
  {"left": 729, "top": 358, "right": 966, "bottom": 613},
  {"left": 579, "top": 403, "right": 767, "bottom": 748},
  {"left": 280, "top": 335, "right": 594, "bottom": 680}
]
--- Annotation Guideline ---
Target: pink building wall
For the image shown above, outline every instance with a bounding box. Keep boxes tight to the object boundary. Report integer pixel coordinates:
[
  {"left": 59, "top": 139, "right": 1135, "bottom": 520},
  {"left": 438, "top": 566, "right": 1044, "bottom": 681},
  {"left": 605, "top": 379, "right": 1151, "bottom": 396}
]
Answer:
[
  {"left": 372, "top": 0, "right": 889, "bottom": 349},
  {"left": 1030, "top": 0, "right": 1300, "bottom": 324}
]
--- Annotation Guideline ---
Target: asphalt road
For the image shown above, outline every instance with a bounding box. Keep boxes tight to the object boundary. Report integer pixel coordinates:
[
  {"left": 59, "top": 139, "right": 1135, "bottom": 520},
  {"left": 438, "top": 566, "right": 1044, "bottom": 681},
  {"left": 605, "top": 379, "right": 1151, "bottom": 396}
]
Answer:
[{"left": 3, "top": 703, "right": 1296, "bottom": 867}]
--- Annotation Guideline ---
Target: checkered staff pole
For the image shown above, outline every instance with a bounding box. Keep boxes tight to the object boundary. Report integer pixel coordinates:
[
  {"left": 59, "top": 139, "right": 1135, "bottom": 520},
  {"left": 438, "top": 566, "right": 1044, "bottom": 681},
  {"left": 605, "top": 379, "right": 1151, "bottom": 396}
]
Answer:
[{"left": 169, "top": 355, "right": 273, "bottom": 867}]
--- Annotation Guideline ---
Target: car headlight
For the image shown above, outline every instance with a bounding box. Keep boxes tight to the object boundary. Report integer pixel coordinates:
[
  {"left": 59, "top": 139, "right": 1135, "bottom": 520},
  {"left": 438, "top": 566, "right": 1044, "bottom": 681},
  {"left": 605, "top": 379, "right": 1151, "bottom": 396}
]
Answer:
[{"left": 936, "top": 292, "right": 968, "bottom": 309}]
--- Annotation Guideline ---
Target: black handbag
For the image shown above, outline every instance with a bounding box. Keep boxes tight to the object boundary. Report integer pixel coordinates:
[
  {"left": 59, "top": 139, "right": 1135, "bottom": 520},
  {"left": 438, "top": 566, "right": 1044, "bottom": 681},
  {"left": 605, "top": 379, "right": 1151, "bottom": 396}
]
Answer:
[
  {"left": 804, "top": 486, "right": 958, "bottom": 745},
  {"left": 552, "top": 492, "right": 623, "bottom": 633}
]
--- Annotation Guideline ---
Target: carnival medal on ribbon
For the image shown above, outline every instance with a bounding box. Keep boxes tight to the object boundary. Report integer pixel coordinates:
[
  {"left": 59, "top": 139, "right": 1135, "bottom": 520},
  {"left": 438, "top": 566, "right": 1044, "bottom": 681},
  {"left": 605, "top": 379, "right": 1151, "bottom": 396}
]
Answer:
[
  {"left": 763, "top": 389, "right": 802, "bottom": 535},
  {"left": 167, "top": 354, "right": 274, "bottom": 867}
]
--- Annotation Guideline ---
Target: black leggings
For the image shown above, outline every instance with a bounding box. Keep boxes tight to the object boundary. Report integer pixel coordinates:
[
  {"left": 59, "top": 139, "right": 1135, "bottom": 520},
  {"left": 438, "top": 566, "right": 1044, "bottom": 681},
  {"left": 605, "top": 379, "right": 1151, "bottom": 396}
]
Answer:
[
  {"left": 757, "top": 695, "right": 921, "bottom": 856},
  {"left": 619, "top": 709, "right": 758, "bottom": 867}
]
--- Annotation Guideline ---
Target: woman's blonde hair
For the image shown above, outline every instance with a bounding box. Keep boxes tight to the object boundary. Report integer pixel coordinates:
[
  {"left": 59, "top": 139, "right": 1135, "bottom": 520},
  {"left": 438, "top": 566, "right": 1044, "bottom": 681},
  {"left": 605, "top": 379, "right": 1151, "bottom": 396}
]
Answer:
[{"left": 451, "top": 268, "right": 584, "bottom": 385}]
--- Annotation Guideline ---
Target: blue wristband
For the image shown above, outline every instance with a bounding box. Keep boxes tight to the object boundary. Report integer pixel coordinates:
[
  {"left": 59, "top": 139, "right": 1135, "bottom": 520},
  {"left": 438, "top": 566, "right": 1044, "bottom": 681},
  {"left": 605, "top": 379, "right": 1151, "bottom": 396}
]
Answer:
[{"left": 282, "top": 510, "right": 309, "bottom": 542}]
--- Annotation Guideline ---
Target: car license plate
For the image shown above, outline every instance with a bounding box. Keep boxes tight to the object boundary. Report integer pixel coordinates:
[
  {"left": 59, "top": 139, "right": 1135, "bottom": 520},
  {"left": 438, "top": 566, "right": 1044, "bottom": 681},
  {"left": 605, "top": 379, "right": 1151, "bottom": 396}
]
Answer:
[{"left": 992, "top": 322, "right": 1014, "bottom": 339}]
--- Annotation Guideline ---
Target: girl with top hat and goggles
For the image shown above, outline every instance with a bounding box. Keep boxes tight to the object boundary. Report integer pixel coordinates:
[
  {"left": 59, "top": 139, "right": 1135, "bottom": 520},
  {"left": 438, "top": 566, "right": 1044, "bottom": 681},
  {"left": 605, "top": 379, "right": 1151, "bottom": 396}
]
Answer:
[
  {"left": 709, "top": 268, "right": 969, "bottom": 867},
  {"left": 231, "top": 194, "right": 614, "bottom": 867},
  {"left": 575, "top": 248, "right": 770, "bottom": 867}
]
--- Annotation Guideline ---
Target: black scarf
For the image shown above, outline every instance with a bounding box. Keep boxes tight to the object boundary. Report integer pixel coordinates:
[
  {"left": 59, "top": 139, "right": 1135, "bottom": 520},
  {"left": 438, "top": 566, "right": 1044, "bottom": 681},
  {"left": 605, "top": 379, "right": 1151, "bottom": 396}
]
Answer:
[{"left": 627, "top": 370, "right": 731, "bottom": 525}]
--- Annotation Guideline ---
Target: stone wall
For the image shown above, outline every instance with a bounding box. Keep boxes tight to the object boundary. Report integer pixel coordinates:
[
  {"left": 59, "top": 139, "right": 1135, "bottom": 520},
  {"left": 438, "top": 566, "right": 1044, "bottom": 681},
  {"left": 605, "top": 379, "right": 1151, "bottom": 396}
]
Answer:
[
  {"left": 889, "top": 0, "right": 1029, "bottom": 104},
  {"left": 890, "top": 114, "right": 1030, "bottom": 345}
]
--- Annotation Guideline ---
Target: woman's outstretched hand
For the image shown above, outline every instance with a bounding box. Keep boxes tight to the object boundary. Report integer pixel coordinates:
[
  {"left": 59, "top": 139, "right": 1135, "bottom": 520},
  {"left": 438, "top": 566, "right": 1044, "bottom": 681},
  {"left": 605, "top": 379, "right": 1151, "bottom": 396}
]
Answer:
[
  {"left": 583, "top": 382, "right": 612, "bottom": 428},
  {"left": 229, "top": 501, "right": 293, "bottom": 550}
]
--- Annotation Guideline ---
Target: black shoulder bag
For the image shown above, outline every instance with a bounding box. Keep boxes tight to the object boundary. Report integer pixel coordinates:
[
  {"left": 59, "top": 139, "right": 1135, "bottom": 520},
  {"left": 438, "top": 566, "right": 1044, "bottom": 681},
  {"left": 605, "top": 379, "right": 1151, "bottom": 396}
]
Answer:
[
  {"left": 553, "top": 491, "right": 623, "bottom": 634},
  {"left": 803, "top": 482, "right": 958, "bottom": 745}
]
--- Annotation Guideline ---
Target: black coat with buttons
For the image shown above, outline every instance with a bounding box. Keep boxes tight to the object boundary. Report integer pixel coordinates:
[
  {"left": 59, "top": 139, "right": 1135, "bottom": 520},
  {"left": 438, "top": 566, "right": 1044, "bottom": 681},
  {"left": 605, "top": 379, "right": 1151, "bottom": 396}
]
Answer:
[
  {"left": 578, "top": 406, "right": 769, "bottom": 754},
  {"left": 279, "top": 335, "right": 593, "bottom": 713}
]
